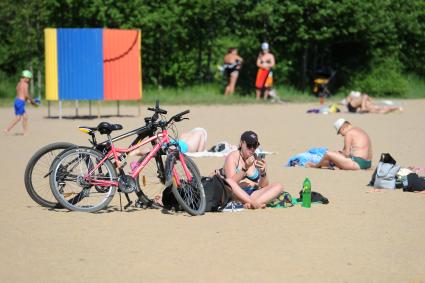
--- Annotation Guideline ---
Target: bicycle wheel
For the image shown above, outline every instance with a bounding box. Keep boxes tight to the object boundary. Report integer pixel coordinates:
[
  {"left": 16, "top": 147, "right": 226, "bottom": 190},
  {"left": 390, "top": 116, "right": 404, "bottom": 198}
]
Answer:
[
  {"left": 165, "top": 152, "right": 205, "bottom": 215},
  {"left": 134, "top": 153, "right": 166, "bottom": 208},
  {"left": 24, "top": 142, "right": 75, "bottom": 208},
  {"left": 49, "top": 147, "right": 117, "bottom": 212}
]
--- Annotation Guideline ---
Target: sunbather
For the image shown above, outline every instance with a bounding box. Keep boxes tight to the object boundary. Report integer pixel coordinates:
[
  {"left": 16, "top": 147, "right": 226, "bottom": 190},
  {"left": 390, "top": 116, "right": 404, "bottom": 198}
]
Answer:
[
  {"left": 129, "top": 127, "right": 208, "bottom": 164},
  {"left": 220, "top": 131, "right": 284, "bottom": 209},
  {"left": 306, "top": 118, "right": 372, "bottom": 170},
  {"left": 345, "top": 91, "right": 402, "bottom": 114}
]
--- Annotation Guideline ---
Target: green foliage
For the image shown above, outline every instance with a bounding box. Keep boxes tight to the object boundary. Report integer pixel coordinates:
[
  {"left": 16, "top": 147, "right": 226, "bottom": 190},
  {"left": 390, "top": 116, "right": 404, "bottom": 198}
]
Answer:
[
  {"left": 0, "top": 0, "right": 424, "bottom": 96},
  {"left": 0, "top": 72, "right": 16, "bottom": 98},
  {"left": 405, "top": 73, "right": 425, "bottom": 98},
  {"left": 350, "top": 57, "right": 408, "bottom": 97}
]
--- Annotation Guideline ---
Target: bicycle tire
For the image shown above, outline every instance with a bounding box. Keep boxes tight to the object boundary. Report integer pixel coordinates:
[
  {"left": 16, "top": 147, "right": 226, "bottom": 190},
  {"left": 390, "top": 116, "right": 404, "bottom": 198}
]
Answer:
[
  {"left": 24, "top": 142, "right": 75, "bottom": 208},
  {"left": 165, "top": 152, "right": 205, "bottom": 215},
  {"left": 49, "top": 147, "right": 117, "bottom": 212},
  {"left": 134, "top": 153, "right": 166, "bottom": 208}
]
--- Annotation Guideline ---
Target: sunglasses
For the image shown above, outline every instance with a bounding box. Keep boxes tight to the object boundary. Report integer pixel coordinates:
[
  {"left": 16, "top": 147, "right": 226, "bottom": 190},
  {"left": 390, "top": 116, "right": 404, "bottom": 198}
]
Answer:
[{"left": 246, "top": 142, "right": 260, "bottom": 149}]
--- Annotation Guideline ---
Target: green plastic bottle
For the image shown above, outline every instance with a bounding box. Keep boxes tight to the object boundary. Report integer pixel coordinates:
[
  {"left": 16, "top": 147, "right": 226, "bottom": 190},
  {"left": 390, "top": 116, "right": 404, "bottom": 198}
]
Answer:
[{"left": 302, "top": 178, "right": 311, "bottom": 208}]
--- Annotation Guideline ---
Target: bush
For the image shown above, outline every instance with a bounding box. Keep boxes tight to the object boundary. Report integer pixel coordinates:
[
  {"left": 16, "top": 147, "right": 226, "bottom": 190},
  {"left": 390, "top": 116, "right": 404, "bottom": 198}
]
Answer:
[
  {"left": 350, "top": 57, "right": 408, "bottom": 97},
  {"left": 0, "top": 71, "right": 16, "bottom": 98}
]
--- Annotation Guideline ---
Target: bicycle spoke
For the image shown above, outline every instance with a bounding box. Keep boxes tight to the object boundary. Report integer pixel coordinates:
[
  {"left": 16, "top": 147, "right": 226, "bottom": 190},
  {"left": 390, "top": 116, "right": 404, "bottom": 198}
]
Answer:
[{"left": 51, "top": 149, "right": 116, "bottom": 212}]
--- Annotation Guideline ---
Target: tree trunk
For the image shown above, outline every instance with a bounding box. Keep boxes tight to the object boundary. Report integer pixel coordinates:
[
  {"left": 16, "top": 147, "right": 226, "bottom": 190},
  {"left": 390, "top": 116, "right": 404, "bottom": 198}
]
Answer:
[
  {"left": 37, "top": 69, "right": 41, "bottom": 98},
  {"left": 206, "top": 42, "right": 212, "bottom": 81},
  {"left": 157, "top": 27, "right": 162, "bottom": 87},
  {"left": 197, "top": 39, "right": 203, "bottom": 82},
  {"left": 30, "top": 66, "right": 34, "bottom": 97},
  {"left": 302, "top": 47, "right": 308, "bottom": 92}
]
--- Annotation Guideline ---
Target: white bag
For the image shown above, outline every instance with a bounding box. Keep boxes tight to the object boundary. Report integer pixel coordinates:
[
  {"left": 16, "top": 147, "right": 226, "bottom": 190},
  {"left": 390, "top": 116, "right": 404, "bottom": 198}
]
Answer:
[{"left": 373, "top": 161, "right": 400, "bottom": 189}]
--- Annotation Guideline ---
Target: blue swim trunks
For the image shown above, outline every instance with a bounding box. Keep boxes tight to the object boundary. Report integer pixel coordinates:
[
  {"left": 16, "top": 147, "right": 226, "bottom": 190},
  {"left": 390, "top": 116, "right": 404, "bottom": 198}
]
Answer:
[{"left": 14, "top": 98, "right": 26, "bottom": 115}]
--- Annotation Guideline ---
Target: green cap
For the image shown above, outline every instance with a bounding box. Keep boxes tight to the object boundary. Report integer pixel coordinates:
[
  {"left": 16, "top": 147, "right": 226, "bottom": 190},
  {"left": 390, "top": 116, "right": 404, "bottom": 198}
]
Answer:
[{"left": 22, "top": 70, "right": 33, "bottom": 79}]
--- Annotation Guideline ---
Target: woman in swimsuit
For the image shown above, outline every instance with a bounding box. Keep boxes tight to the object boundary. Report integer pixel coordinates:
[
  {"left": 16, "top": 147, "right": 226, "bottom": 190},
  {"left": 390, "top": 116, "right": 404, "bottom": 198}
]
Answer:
[
  {"left": 255, "top": 42, "right": 275, "bottom": 100},
  {"left": 223, "top": 48, "right": 243, "bottom": 96},
  {"left": 221, "top": 131, "right": 284, "bottom": 209},
  {"left": 345, "top": 91, "right": 402, "bottom": 114}
]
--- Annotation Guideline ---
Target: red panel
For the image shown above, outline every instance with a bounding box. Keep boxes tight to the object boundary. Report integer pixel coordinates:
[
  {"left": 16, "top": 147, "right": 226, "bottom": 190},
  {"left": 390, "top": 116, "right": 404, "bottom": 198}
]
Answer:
[{"left": 103, "top": 29, "right": 141, "bottom": 100}]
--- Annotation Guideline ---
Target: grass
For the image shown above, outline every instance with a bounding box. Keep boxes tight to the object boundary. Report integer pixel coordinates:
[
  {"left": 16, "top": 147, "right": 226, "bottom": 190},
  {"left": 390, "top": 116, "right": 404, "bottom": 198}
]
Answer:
[
  {"left": 405, "top": 74, "right": 425, "bottom": 98},
  {"left": 0, "top": 74, "right": 424, "bottom": 107}
]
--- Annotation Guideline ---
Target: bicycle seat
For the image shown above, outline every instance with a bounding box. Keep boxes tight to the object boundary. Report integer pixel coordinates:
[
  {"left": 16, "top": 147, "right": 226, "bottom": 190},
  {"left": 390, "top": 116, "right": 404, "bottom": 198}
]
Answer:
[{"left": 97, "top": 122, "right": 123, "bottom": 135}]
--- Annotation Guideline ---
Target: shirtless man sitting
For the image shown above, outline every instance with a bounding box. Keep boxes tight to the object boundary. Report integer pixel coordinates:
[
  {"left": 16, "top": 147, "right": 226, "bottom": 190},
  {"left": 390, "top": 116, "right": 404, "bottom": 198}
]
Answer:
[{"left": 306, "top": 118, "right": 372, "bottom": 170}]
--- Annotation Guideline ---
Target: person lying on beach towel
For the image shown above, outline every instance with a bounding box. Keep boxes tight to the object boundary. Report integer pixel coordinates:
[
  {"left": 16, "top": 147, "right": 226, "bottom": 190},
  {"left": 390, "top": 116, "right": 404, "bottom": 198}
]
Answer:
[
  {"left": 306, "top": 118, "right": 372, "bottom": 170},
  {"left": 129, "top": 127, "right": 208, "bottom": 171},
  {"left": 287, "top": 147, "right": 328, "bottom": 167},
  {"left": 343, "top": 91, "right": 403, "bottom": 114}
]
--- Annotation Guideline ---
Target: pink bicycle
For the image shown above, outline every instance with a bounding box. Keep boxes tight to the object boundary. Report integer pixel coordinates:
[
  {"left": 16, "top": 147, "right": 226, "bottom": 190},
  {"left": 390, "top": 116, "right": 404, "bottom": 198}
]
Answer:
[{"left": 48, "top": 103, "right": 205, "bottom": 215}]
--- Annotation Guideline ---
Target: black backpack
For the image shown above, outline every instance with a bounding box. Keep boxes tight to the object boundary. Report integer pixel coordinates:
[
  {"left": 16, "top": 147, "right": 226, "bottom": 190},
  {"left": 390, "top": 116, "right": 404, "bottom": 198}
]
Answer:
[
  {"left": 162, "top": 174, "right": 232, "bottom": 212},
  {"left": 202, "top": 174, "right": 232, "bottom": 212}
]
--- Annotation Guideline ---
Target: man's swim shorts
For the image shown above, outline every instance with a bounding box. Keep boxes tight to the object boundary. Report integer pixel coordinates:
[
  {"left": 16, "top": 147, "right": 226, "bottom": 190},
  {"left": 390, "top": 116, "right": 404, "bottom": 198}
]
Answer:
[{"left": 14, "top": 98, "right": 26, "bottom": 116}]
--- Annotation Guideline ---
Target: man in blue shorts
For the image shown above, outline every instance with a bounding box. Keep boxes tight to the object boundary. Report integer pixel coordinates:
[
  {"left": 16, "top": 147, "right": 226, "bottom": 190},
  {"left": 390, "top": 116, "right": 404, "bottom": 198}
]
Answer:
[{"left": 4, "top": 70, "right": 35, "bottom": 135}]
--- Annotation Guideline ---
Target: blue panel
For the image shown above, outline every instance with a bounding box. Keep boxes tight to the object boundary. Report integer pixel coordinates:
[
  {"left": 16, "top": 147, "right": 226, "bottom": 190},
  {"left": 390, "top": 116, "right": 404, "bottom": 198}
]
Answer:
[{"left": 57, "top": 28, "right": 104, "bottom": 100}]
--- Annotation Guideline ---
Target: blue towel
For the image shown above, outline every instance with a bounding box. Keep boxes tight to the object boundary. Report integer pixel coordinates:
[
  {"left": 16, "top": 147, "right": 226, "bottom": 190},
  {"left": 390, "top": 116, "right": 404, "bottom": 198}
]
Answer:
[{"left": 287, "top": 147, "right": 328, "bottom": 167}]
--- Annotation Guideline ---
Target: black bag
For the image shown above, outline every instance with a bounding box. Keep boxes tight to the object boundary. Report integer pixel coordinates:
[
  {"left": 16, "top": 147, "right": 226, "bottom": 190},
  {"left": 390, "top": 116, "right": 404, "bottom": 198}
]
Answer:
[
  {"left": 203, "top": 174, "right": 232, "bottom": 212},
  {"left": 403, "top": 173, "right": 425, "bottom": 192},
  {"left": 297, "top": 190, "right": 329, "bottom": 204},
  {"left": 162, "top": 185, "right": 181, "bottom": 211},
  {"left": 162, "top": 174, "right": 232, "bottom": 212}
]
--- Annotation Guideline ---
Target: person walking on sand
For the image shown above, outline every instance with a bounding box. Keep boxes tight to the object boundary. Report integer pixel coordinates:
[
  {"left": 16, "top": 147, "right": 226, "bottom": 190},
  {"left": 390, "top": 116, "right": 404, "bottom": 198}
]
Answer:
[
  {"left": 223, "top": 48, "right": 243, "bottom": 96},
  {"left": 4, "top": 70, "right": 36, "bottom": 135},
  {"left": 306, "top": 118, "right": 372, "bottom": 170},
  {"left": 255, "top": 42, "right": 275, "bottom": 100}
]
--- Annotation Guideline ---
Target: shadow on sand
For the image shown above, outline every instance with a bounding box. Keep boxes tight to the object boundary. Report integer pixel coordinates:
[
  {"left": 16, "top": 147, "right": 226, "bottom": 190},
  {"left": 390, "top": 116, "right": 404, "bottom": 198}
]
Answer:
[{"left": 44, "top": 114, "right": 136, "bottom": 120}]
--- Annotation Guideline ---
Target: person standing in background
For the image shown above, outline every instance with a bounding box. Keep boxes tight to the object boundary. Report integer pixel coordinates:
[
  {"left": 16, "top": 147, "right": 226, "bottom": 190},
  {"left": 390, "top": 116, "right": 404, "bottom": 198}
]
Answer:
[
  {"left": 223, "top": 48, "right": 243, "bottom": 96},
  {"left": 255, "top": 42, "right": 275, "bottom": 100}
]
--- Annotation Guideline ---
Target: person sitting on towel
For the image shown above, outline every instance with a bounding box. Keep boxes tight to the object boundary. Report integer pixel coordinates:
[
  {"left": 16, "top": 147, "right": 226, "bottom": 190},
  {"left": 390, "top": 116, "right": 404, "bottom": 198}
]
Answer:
[{"left": 306, "top": 118, "right": 372, "bottom": 170}]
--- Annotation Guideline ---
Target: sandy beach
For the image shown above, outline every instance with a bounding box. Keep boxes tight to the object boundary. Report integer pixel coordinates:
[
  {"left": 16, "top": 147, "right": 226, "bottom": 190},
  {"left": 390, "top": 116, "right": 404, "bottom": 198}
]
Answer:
[{"left": 0, "top": 100, "right": 424, "bottom": 283}]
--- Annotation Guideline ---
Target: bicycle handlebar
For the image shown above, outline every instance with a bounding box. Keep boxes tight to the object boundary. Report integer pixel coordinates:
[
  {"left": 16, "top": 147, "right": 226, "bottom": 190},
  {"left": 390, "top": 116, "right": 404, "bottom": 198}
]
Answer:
[
  {"left": 166, "top": 109, "right": 190, "bottom": 126},
  {"left": 144, "top": 101, "right": 190, "bottom": 132},
  {"left": 147, "top": 100, "right": 167, "bottom": 115}
]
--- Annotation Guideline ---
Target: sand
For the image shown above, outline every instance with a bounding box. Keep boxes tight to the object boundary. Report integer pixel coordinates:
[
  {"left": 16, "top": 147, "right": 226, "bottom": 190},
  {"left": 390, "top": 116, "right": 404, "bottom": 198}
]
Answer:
[{"left": 0, "top": 100, "right": 424, "bottom": 283}]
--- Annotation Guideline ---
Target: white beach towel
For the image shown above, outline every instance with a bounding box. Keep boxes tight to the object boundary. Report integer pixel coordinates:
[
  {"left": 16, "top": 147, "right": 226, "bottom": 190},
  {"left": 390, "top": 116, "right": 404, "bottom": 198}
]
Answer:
[{"left": 186, "top": 149, "right": 276, "bottom": 158}]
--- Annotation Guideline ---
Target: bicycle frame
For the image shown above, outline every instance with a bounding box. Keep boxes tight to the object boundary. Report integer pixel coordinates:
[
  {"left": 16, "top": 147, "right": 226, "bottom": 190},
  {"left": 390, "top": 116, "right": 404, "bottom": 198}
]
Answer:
[{"left": 84, "top": 128, "right": 192, "bottom": 188}]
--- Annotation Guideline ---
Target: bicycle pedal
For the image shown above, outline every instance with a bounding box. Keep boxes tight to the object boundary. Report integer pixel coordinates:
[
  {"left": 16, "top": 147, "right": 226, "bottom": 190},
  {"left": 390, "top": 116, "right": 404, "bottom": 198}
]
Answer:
[{"left": 135, "top": 200, "right": 144, "bottom": 208}]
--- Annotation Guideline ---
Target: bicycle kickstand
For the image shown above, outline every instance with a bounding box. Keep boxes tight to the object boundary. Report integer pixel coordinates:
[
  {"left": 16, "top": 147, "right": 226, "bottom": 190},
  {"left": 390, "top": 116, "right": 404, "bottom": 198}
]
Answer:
[{"left": 124, "top": 193, "right": 133, "bottom": 210}]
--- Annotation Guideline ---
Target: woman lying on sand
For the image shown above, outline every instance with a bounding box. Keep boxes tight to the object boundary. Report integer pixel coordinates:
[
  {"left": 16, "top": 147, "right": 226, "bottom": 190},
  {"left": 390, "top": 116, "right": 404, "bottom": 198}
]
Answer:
[{"left": 344, "top": 91, "right": 403, "bottom": 114}]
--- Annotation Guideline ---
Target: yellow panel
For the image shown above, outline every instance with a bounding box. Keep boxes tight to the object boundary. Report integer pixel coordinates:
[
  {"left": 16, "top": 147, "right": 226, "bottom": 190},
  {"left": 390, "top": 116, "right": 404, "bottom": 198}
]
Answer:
[{"left": 44, "top": 29, "right": 58, "bottom": 101}]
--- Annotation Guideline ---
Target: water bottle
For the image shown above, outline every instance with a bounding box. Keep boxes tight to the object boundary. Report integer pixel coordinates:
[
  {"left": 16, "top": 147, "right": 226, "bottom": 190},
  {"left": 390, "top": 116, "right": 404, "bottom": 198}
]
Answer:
[{"left": 302, "top": 178, "right": 311, "bottom": 208}]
